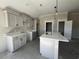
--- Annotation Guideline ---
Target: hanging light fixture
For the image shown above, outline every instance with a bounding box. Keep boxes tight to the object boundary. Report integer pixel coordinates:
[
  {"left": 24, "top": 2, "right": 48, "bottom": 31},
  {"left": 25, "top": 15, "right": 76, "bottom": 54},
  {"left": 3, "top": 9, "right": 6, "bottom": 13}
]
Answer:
[
  {"left": 53, "top": 0, "right": 58, "bottom": 32},
  {"left": 54, "top": 0, "right": 58, "bottom": 15},
  {"left": 54, "top": 0, "right": 58, "bottom": 20}
]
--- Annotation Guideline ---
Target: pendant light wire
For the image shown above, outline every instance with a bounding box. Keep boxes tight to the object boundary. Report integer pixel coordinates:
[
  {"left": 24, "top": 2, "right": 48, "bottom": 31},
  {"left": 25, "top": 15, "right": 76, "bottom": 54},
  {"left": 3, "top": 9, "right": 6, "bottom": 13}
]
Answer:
[{"left": 55, "top": 0, "right": 58, "bottom": 15}]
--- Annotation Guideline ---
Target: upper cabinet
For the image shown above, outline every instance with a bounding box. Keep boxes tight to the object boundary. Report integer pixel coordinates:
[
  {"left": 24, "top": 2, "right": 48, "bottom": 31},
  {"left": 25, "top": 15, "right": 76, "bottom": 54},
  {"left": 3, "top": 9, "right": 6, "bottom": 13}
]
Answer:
[
  {"left": 0, "top": 7, "right": 33, "bottom": 28},
  {"left": 8, "top": 13, "right": 17, "bottom": 27},
  {"left": 0, "top": 9, "right": 7, "bottom": 27},
  {"left": 4, "top": 7, "right": 23, "bottom": 27},
  {"left": 16, "top": 15, "right": 23, "bottom": 26},
  {"left": 21, "top": 13, "right": 33, "bottom": 29}
]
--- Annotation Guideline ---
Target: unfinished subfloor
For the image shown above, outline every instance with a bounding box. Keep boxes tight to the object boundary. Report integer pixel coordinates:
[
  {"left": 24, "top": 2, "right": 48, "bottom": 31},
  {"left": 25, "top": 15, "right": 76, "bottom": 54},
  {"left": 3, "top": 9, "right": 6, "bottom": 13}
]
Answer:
[{"left": 0, "top": 39, "right": 79, "bottom": 59}]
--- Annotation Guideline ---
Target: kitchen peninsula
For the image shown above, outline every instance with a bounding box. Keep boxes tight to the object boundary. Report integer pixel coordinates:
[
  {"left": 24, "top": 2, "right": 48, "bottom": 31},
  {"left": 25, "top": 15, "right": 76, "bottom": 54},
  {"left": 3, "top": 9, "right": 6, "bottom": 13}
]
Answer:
[{"left": 40, "top": 32, "right": 69, "bottom": 59}]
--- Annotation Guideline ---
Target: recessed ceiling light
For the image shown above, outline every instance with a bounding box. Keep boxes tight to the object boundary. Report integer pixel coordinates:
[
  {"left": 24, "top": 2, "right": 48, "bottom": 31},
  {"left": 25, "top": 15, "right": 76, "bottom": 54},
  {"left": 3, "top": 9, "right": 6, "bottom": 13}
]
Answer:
[{"left": 40, "top": 4, "right": 43, "bottom": 7}]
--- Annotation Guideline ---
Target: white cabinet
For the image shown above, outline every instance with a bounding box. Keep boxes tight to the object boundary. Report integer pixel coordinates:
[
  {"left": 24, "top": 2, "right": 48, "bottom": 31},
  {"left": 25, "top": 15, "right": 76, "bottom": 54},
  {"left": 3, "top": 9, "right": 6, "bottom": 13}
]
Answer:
[
  {"left": 8, "top": 13, "right": 17, "bottom": 27},
  {"left": 40, "top": 38, "right": 58, "bottom": 59},
  {"left": 16, "top": 16, "right": 23, "bottom": 26},
  {"left": 27, "top": 31, "right": 36, "bottom": 41},
  {"left": 1, "top": 7, "right": 33, "bottom": 27},
  {"left": 13, "top": 37, "right": 20, "bottom": 50},
  {"left": 4, "top": 8, "right": 23, "bottom": 27},
  {"left": 7, "top": 13, "right": 23, "bottom": 27},
  {"left": 7, "top": 33, "right": 27, "bottom": 52}
]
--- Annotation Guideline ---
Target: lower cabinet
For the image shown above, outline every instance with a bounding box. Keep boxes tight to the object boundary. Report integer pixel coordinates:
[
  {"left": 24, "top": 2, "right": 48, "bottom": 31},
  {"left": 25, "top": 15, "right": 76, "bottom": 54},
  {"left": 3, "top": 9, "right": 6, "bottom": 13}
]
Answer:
[
  {"left": 27, "top": 31, "right": 36, "bottom": 41},
  {"left": 13, "top": 37, "right": 21, "bottom": 51},
  {"left": 7, "top": 33, "right": 27, "bottom": 52}
]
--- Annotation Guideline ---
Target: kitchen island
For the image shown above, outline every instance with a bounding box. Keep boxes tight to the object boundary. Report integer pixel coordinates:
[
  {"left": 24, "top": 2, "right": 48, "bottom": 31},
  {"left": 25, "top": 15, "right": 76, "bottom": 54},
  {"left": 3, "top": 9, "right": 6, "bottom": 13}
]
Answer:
[{"left": 40, "top": 32, "right": 69, "bottom": 59}]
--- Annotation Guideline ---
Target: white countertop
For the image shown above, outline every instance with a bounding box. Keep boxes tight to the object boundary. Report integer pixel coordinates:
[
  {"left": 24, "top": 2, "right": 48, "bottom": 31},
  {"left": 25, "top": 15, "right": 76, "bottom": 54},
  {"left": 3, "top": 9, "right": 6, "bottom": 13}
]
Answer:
[
  {"left": 6, "top": 32, "right": 26, "bottom": 37},
  {"left": 40, "top": 32, "right": 69, "bottom": 42}
]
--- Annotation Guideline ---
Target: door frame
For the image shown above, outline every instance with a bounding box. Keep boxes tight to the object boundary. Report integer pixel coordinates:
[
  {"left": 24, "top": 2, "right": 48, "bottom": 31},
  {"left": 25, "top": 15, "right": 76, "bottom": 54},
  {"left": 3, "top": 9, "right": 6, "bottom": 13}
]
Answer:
[
  {"left": 57, "top": 19, "right": 67, "bottom": 34},
  {"left": 44, "top": 20, "right": 54, "bottom": 33},
  {"left": 58, "top": 21, "right": 65, "bottom": 35}
]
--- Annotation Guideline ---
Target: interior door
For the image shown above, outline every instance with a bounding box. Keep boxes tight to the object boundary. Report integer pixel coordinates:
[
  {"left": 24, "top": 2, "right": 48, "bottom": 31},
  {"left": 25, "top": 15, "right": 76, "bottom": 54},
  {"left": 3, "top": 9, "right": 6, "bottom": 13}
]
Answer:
[
  {"left": 64, "top": 21, "right": 72, "bottom": 40},
  {"left": 58, "top": 21, "right": 65, "bottom": 36}
]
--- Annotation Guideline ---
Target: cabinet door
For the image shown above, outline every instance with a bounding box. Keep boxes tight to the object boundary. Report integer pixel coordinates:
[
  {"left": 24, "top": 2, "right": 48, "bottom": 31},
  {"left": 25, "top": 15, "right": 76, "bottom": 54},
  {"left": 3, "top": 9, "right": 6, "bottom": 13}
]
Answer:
[
  {"left": 13, "top": 37, "right": 20, "bottom": 51},
  {"left": 19, "top": 35, "right": 26, "bottom": 46},
  {"left": 22, "top": 34, "right": 26, "bottom": 45},
  {"left": 8, "top": 13, "right": 16, "bottom": 27},
  {"left": 7, "top": 37, "right": 14, "bottom": 52},
  {"left": 16, "top": 16, "right": 23, "bottom": 26}
]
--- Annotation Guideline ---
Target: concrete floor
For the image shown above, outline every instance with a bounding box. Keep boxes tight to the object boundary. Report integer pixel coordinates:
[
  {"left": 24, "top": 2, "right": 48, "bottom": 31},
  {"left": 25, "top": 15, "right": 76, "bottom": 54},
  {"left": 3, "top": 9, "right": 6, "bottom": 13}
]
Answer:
[{"left": 0, "top": 39, "right": 79, "bottom": 59}]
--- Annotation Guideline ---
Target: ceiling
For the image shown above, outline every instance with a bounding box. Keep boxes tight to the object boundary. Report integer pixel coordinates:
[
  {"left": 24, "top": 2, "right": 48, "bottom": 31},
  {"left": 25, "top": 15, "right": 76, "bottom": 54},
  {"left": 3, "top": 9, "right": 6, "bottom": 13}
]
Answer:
[{"left": 0, "top": 0, "right": 79, "bottom": 18}]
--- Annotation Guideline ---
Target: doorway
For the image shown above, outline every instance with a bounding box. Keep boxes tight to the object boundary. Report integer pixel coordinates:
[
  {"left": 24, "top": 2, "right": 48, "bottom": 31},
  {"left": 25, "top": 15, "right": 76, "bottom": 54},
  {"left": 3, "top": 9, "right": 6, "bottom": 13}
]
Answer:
[
  {"left": 58, "top": 21, "right": 65, "bottom": 36},
  {"left": 46, "top": 22, "right": 52, "bottom": 33}
]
